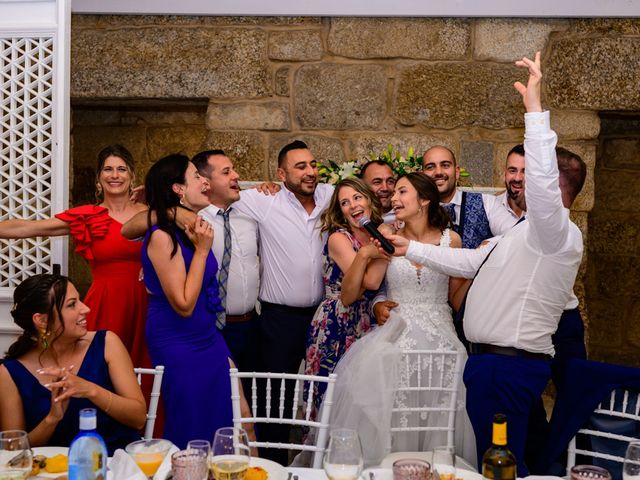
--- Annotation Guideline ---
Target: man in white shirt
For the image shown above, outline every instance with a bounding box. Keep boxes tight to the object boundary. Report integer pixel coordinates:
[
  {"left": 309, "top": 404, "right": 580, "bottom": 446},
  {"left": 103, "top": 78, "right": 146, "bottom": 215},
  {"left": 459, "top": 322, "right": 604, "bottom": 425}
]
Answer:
[
  {"left": 383, "top": 53, "right": 587, "bottom": 475},
  {"left": 190, "top": 150, "right": 260, "bottom": 374},
  {"left": 422, "top": 146, "right": 517, "bottom": 248},
  {"left": 233, "top": 140, "right": 333, "bottom": 464},
  {"left": 360, "top": 159, "right": 397, "bottom": 223},
  {"left": 496, "top": 144, "right": 526, "bottom": 220}
]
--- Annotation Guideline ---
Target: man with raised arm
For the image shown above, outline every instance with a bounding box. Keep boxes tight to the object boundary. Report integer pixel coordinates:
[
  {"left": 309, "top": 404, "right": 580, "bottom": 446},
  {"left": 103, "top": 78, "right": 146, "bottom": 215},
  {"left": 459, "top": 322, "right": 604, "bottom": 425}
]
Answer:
[{"left": 383, "top": 52, "right": 586, "bottom": 475}]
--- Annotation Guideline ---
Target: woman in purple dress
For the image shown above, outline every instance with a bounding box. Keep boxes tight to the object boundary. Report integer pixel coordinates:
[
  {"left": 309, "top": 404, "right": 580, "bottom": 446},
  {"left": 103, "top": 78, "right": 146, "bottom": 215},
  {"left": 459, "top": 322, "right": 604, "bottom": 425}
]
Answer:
[{"left": 141, "top": 153, "right": 232, "bottom": 448}]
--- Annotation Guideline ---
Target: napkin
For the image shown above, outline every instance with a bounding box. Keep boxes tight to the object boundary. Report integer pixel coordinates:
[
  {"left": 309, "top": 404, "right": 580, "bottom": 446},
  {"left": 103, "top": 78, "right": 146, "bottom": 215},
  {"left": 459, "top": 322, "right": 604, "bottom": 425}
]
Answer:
[{"left": 108, "top": 445, "right": 179, "bottom": 480}]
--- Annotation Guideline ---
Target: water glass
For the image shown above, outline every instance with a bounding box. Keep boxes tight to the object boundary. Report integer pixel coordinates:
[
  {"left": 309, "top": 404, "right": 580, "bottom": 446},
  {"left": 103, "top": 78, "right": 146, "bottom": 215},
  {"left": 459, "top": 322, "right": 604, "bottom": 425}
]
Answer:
[
  {"left": 323, "top": 429, "right": 363, "bottom": 480},
  {"left": 0, "top": 430, "right": 32, "bottom": 479},
  {"left": 432, "top": 446, "right": 456, "bottom": 480},
  {"left": 172, "top": 449, "right": 208, "bottom": 480},
  {"left": 188, "top": 439, "right": 211, "bottom": 457},
  {"left": 210, "top": 427, "right": 251, "bottom": 480},
  {"left": 392, "top": 459, "right": 431, "bottom": 480},
  {"left": 570, "top": 465, "right": 612, "bottom": 480},
  {"left": 624, "top": 441, "right": 640, "bottom": 480}
]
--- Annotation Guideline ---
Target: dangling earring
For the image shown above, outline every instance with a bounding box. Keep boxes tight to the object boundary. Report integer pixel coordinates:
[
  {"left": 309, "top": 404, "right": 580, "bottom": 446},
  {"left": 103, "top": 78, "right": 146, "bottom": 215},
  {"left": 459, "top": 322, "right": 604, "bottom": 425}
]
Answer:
[
  {"left": 179, "top": 195, "right": 185, "bottom": 207},
  {"left": 96, "top": 182, "right": 103, "bottom": 194},
  {"left": 40, "top": 330, "right": 50, "bottom": 350}
]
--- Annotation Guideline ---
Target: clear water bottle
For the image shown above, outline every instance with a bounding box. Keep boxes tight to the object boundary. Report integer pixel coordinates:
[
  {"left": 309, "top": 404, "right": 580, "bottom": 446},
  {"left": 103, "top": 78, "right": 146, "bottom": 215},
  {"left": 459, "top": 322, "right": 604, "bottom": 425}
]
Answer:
[{"left": 68, "top": 408, "right": 108, "bottom": 480}]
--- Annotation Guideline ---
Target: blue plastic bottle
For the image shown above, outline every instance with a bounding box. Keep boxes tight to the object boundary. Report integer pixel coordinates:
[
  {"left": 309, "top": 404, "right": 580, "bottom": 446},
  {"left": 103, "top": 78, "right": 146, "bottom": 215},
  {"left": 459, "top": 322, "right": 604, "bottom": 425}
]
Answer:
[{"left": 68, "top": 408, "right": 108, "bottom": 480}]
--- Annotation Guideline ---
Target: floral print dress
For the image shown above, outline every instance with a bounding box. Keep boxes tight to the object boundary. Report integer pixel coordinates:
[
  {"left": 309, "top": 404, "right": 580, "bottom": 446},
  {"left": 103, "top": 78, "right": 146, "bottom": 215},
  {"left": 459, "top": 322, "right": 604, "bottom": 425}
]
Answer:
[{"left": 304, "top": 229, "right": 378, "bottom": 417}]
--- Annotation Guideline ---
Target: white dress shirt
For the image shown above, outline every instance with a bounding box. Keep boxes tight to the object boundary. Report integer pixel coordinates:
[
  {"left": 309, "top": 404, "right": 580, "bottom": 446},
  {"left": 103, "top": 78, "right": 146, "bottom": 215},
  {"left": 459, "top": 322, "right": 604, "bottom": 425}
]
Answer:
[
  {"left": 234, "top": 183, "right": 333, "bottom": 308},
  {"left": 198, "top": 204, "right": 260, "bottom": 316},
  {"left": 444, "top": 188, "right": 517, "bottom": 236},
  {"left": 496, "top": 191, "right": 523, "bottom": 221},
  {"left": 406, "top": 111, "right": 583, "bottom": 355}
]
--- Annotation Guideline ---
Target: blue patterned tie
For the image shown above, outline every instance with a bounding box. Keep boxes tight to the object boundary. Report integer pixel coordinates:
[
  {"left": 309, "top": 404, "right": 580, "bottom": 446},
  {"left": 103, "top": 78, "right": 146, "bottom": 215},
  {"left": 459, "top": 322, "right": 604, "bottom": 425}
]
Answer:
[
  {"left": 216, "top": 208, "right": 232, "bottom": 330},
  {"left": 443, "top": 203, "right": 457, "bottom": 224}
]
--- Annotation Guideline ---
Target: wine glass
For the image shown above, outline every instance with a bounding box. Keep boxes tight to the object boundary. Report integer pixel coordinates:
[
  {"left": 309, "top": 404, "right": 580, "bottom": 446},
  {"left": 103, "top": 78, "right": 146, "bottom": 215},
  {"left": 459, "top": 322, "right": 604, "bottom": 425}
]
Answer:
[
  {"left": 125, "top": 438, "right": 173, "bottom": 479},
  {"left": 323, "top": 429, "right": 363, "bottom": 480},
  {"left": 624, "top": 441, "right": 640, "bottom": 480},
  {"left": 210, "top": 427, "right": 251, "bottom": 480},
  {"left": 0, "top": 430, "right": 32, "bottom": 479}
]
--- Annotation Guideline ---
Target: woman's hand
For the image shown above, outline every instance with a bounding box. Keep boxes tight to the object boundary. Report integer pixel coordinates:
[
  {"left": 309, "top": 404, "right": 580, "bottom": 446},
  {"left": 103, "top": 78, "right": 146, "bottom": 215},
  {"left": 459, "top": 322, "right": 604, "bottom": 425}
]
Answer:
[
  {"left": 38, "top": 367, "right": 70, "bottom": 423},
  {"left": 40, "top": 366, "right": 97, "bottom": 404},
  {"left": 185, "top": 216, "right": 214, "bottom": 253},
  {"left": 358, "top": 243, "right": 390, "bottom": 262}
]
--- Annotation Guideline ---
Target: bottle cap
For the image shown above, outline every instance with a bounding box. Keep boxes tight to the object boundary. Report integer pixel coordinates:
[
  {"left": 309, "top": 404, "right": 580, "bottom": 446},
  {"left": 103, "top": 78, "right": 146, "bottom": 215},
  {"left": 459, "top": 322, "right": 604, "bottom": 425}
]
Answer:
[{"left": 79, "top": 408, "right": 97, "bottom": 430}]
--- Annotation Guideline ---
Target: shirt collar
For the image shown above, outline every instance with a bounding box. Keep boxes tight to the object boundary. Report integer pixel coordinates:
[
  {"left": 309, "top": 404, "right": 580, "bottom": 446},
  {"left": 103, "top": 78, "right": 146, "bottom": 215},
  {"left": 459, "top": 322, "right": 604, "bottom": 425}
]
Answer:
[{"left": 441, "top": 188, "right": 462, "bottom": 206}]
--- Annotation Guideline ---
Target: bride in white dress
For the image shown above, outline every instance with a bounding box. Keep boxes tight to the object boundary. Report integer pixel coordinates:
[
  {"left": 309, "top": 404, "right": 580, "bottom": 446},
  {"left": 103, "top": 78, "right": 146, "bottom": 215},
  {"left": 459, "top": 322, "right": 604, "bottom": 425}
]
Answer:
[{"left": 327, "top": 172, "right": 476, "bottom": 468}]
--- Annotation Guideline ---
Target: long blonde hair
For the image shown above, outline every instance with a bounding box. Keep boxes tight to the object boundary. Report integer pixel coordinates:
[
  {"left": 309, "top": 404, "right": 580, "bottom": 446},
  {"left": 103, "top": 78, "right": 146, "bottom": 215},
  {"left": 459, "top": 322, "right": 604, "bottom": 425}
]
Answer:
[{"left": 320, "top": 178, "right": 383, "bottom": 235}]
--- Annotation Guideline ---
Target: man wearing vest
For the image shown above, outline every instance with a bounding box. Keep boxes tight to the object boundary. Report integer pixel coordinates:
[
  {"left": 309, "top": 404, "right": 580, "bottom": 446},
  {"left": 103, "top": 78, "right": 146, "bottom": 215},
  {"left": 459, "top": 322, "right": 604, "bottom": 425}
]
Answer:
[{"left": 422, "top": 146, "right": 516, "bottom": 248}]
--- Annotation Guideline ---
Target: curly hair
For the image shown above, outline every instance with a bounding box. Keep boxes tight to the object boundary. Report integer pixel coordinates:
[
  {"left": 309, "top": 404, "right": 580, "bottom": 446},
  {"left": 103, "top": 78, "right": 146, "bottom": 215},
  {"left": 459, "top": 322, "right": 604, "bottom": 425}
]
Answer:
[
  {"left": 320, "top": 178, "right": 383, "bottom": 235},
  {"left": 4, "top": 274, "right": 69, "bottom": 360}
]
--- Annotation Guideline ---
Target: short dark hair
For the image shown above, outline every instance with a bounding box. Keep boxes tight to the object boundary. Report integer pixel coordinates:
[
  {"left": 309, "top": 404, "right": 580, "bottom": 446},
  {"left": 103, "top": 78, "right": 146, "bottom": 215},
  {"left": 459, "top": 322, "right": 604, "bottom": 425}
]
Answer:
[
  {"left": 556, "top": 147, "right": 587, "bottom": 204},
  {"left": 359, "top": 159, "right": 393, "bottom": 179},
  {"left": 192, "top": 149, "right": 226, "bottom": 178},
  {"left": 507, "top": 144, "right": 525, "bottom": 159},
  {"left": 278, "top": 140, "right": 309, "bottom": 168}
]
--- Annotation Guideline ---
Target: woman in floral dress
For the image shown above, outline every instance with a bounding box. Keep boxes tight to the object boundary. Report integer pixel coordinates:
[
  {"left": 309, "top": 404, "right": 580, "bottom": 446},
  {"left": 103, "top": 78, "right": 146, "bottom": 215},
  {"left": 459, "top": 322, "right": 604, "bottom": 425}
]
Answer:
[{"left": 304, "top": 177, "right": 388, "bottom": 416}]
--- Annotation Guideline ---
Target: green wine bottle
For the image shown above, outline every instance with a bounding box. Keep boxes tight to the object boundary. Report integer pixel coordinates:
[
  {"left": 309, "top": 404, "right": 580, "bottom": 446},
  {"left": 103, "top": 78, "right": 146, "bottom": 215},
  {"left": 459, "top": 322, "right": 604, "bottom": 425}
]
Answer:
[{"left": 482, "top": 413, "right": 517, "bottom": 480}]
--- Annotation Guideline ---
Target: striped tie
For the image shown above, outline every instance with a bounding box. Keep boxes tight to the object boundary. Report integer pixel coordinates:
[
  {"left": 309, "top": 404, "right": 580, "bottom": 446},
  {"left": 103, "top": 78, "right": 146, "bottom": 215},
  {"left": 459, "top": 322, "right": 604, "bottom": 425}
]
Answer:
[{"left": 216, "top": 208, "right": 232, "bottom": 330}]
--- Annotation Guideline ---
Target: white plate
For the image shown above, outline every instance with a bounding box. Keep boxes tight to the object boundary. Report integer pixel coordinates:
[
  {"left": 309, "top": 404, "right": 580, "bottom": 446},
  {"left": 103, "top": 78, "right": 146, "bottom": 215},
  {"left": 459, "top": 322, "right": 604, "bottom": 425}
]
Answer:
[
  {"left": 364, "top": 466, "right": 482, "bottom": 480},
  {"left": 31, "top": 447, "right": 70, "bottom": 478},
  {"left": 250, "top": 457, "right": 289, "bottom": 480}
]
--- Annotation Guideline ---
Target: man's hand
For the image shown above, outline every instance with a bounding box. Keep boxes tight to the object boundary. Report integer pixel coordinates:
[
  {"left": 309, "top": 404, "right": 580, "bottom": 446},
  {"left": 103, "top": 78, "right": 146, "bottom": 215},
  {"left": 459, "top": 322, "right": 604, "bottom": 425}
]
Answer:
[
  {"left": 373, "top": 232, "right": 410, "bottom": 256},
  {"left": 373, "top": 300, "right": 398, "bottom": 326},
  {"left": 254, "top": 182, "right": 281, "bottom": 195},
  {"left": 514, "top": 51, "right": 543, "bottom": 113}
]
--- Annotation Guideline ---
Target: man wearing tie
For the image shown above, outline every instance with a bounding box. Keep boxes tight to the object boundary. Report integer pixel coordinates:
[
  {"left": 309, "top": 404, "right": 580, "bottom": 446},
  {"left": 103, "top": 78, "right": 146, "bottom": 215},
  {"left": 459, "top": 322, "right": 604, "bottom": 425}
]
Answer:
[
  {"left": 384, "top": 52, "right": 586, "bottom": 475},
  {"left": 422, "top": 146, "right": 516, "bottom": 248},
  {"left": 191, "top": 150, "right": 260, "bottom": 373}
]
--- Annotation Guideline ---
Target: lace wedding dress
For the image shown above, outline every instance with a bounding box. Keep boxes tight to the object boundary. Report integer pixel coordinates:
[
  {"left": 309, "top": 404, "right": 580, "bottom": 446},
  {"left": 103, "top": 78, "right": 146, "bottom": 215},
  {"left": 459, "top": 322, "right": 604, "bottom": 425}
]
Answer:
[{"left": 327, "top": 229, "right": 476, "bottom": 467}]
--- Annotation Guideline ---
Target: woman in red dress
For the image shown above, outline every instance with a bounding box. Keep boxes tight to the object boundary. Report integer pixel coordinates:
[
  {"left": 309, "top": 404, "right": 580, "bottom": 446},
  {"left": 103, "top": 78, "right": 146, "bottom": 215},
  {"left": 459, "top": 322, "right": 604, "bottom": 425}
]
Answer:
[{"left": 0, "top": 145, "right": 149, "bottom": 367}]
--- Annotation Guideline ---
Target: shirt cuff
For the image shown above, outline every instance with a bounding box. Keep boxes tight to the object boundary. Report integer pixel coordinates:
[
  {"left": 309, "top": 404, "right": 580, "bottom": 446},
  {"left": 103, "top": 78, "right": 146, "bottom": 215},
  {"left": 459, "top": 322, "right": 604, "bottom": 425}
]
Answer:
[
  {"left": 524, "top": 110, "right": 550, "bottom": 134},
  {"left": 405, "top": 240, "right": 425, "bottom": 262}
]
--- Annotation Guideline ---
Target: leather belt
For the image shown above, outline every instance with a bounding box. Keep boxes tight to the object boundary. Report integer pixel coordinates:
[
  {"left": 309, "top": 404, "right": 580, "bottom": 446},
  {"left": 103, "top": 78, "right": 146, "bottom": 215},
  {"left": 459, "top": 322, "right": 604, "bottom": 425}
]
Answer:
[
  {"left": 469, "top": 343, "right": 552, "bottom": 361},
  {"left": 225, "top": 309, "right": 256, "bottom": 323}
]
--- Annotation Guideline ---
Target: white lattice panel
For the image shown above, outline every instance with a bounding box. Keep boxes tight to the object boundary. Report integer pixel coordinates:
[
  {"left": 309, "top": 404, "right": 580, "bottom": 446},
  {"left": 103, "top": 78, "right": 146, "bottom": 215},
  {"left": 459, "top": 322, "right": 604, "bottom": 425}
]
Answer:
[{"left": 0, "top": 36, "right": 55, "bottom": 287}]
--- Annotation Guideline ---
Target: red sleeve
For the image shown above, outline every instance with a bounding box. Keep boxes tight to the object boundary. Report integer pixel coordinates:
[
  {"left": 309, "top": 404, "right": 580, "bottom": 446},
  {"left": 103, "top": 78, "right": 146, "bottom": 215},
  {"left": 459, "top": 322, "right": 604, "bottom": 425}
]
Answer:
[{"left": 55, "top": 205, "right": 112, "bottom": 260}]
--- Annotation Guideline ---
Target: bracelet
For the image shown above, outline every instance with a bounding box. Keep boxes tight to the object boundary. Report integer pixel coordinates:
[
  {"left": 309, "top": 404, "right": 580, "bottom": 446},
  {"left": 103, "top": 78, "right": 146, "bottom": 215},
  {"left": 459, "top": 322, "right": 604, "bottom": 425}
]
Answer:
[{"left": 104, "top": 391, "right": 113, "bottom": 413}]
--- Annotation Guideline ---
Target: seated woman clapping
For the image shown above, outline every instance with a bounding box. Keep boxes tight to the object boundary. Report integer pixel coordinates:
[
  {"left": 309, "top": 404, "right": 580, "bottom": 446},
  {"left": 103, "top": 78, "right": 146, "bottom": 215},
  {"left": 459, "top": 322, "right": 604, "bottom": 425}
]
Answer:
[{"left": 0, "top": 274, "right": 147, "bottom": 454}]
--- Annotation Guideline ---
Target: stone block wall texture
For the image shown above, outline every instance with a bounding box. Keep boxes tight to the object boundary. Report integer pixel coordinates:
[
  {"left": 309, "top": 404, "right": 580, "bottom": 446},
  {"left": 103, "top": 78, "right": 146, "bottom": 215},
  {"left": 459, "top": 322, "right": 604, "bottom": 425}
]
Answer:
[{"left": 69, "top": 15, "right": 640, "bottom": 365}]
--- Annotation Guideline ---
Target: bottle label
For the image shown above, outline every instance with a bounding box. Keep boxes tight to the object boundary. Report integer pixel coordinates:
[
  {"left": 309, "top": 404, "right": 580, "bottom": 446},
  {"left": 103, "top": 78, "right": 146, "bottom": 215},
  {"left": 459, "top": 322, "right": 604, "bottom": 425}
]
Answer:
[{"left": 492, "top": 422, "right": 507, "bottom": 446}]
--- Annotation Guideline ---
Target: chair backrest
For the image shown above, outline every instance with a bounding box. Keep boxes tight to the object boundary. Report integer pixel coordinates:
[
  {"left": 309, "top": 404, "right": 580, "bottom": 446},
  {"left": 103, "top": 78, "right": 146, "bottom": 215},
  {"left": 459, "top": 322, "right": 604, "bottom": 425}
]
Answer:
[
  {"left": 134, "top": 365, "right": 165, "bottom": 440},
  {"left": 390, "top": 349, "right": 464, "bottom": 451},
  {"left": 229, "top": 368, "right": 337, "bottom": 468},
  {"left": 567, "top": 388, "right": 640, "bottom": 476}
]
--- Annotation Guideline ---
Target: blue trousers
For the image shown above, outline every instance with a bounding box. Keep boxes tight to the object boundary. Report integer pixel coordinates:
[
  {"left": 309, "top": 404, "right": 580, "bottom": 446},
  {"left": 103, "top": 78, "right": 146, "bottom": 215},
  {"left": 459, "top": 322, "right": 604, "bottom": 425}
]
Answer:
[{"left": 464, "top": 354, "right": 551, "bottom": 476}]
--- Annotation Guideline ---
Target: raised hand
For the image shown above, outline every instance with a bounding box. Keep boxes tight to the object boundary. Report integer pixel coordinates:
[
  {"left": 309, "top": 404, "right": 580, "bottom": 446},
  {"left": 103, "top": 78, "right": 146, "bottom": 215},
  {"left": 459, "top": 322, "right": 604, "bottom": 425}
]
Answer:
[
  {"left": 514, "top": 51, "right": 543, "bottom": 113},
  {"left": 185, "top": 215, "right": 214, "bottom": 253},
  {"left": 359, "top": 243, "right": 391, "bottom": 262}
]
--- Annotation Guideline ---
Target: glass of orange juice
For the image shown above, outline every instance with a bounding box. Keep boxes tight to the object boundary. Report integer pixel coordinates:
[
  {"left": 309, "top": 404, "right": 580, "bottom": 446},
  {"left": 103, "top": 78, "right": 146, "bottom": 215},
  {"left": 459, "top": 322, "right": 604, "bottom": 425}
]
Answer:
[{"left": 126, "top": 439, "right": 173, "bottom": 478}]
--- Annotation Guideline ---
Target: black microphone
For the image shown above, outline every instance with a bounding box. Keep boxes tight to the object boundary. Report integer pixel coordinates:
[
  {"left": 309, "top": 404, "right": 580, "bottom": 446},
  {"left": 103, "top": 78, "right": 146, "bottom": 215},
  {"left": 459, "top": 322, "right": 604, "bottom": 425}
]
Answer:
[{"left": 358, "top": 217, "right": 395, "bottom": 254}]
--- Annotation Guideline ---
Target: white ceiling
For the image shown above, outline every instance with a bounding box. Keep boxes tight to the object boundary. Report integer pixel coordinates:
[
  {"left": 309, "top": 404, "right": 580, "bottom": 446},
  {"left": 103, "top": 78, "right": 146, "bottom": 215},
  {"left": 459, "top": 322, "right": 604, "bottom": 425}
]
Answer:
[{"left": 71, "top": 0, "right": 640, "bottom": 17}]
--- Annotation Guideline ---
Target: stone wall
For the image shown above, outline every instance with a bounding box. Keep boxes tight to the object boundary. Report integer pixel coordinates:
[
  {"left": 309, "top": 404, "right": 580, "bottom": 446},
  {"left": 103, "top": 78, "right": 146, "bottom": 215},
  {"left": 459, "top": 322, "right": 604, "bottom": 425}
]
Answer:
[
  {"left": 69, "top": 16, "right": 640, "bottom": 364},
  {"left": 586, "top": 114, "right": 640, "bottom": 367}
]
